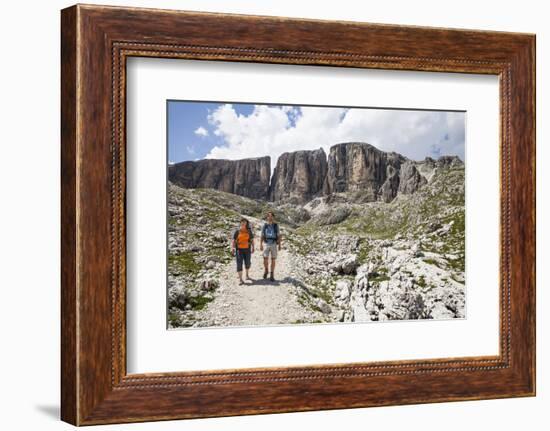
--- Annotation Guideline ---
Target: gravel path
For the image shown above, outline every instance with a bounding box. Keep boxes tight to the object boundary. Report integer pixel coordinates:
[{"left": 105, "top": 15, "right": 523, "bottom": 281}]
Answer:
[{"left": 198, "top": 247, "right": 323, "bottom": 327}]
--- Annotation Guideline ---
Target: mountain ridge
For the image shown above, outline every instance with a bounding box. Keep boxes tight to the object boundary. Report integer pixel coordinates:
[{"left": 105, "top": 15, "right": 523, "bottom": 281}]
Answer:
[{"left": 168, "top": 142, "right": 463, "bottom": 203}]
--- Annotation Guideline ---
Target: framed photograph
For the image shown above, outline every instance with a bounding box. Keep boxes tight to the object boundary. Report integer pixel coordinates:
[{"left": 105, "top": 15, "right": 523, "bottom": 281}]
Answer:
[
  {"left": 164, "top": 100, "right": 467, "bottom": 330},
  {"left": 61, "top": 4, "right": 536, "bottom": 425}
]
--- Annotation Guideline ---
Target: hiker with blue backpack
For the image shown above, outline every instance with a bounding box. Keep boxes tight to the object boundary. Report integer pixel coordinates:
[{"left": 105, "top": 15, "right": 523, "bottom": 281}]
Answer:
[{"left": 260, "top": 211, "right": 282, "bottom": 282}]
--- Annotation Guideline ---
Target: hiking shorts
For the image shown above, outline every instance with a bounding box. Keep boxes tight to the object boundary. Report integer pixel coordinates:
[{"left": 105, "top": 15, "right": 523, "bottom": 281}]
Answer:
[
  {"left": 236, "top": 248, "right": 251, "bottom": 272},
  {"left": 263, "top": 242, "right": 278, "bottom": 259}
]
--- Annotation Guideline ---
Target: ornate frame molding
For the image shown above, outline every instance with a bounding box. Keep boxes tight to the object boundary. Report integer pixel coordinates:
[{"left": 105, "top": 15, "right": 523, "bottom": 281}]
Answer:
[{"left": 61, "top": 5, "right": 535, "bottom": 425}]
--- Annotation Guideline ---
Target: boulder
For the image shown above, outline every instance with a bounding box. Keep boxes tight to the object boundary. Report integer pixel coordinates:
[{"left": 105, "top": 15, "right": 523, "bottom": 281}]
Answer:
[
  {"left": 198, "top": 276, "right": 219, "bottom": 291},
  {"left": 168, "top": 285, "right": 188, "bottom": 310},
  {"left": 329, "top": 254, "right": 359, "bottom": 275},
  {"left": 375, "top": 282, "right": 425, "bottom": 320},
  {"left": 315, "top": 298, "right": 332, "bottom": 314},
  {"left": 354, "top": 264, "right": 370, "bottom": 291},
  {"left": 331, "top": 234, "right": 360, "bottom": 253},
  {"left": 335, "top": 279, "right": 352, "bottom": 301},
  {"left": 430, "top": 302, "right": 456, "bottom": 319},
  {"left": 315, "top": 205, "right": 351, "bottom": 225}
]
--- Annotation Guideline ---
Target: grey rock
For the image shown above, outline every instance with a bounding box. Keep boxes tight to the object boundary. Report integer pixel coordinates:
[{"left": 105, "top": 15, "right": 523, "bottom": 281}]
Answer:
[
  {"left": 270, "top": 148, "right": 327, "bottom": 203},
  {"left": 168, "top": 142, "right": 457, "bottom": 204},
  {"left": 168, "top": 285, "right": 188, "bottom": 310},
  {"left": 329, "top": 254, "right": 359, "bottom": 275},
  {"left": 316, "top": 298, "right": 332, "bottom": 314},
  {"left": 436, "top": 155, "right": 463, "bottom": 168},
  {"left": 322, "top": 142, "right": 430, "bottom": 202},
  {"left": 411, "top": 242, "right": 424, "bottom": 257},
  {"left": 315, "top": 205, "right": 352, "bottom": 226},
  {"left": 354, "top": 265, "right": 369, "bottom": 292},
  {"left": 368, "top": 281, "right": 429, "bottom": 321},
  {"left": 323, "top": 142, "right": 406, "bottom": 201},
  {"left": 430, "top": 302, "right": 455, "bottom": 319},
  {"left": 169, "top": 156, "right": 271, "bottom": 200},
  {"left": 213, "top": 233, "right": 228, "bottom": 243},
  {"left": 207, "top": 255, "right": 222, "bottom": 263},
  {"left": 335, "top": 279, "right": 352, "bottom": 301},
  {"left": 341, "top": 254, "right": 359, "bottom": 274},
  {"left": 380, "top": 164, "right": 401, "bottom": 203},
  {"left": 423, "top": 156, "right": 437, "bottom": 169},
  {"left": 398, "top": 161, "right": 427, "bottom": 194},
  {"left": 199, "top": 276, "right": 219, "bottom": 291},
  {"left": 331, "top": 234, "right": 360, "bottom": 253},
  {"left": 187, "top": 244, "right": 205, "bottom": 253}
]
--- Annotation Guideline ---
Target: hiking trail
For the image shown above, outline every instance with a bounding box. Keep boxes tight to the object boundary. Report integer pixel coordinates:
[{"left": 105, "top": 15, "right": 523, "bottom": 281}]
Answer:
[{"left": 198, "top": 247, "right": 324, "bottom": 327}]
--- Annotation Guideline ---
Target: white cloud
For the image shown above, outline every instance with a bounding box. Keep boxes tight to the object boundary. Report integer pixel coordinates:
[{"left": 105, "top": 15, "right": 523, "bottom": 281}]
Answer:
[
  {"left": 185, "top": 145, "right": 196, "bottom": 155},
  {"left": 194, "top": 126, "right": 209, "bottom": 137},
  {"left": 205, "top": 104, "right": 465, "bottom": 172}
]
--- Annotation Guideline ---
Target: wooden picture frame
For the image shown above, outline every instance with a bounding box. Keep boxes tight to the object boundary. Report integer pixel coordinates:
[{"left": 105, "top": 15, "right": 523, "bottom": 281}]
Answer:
[{"left": 61, "top": 4, "right": 536, "bottom": 426}]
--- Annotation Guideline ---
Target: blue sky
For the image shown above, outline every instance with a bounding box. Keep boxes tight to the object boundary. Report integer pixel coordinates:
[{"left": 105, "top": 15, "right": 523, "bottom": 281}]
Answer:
[
  {"left": 168, "top": 101, "right": 254, "bottom": 163},
  {"left": 168, "top": 100, "right": 465, "bottom": 168}
]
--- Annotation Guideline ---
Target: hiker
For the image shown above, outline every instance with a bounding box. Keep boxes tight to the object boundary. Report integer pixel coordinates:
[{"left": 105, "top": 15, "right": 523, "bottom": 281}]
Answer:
[
  {"left": 260, "top": 211, "right": 282, "bottom": 282},
  {"left": 231, "top": 217, "right": 255, "bottom": 285}
]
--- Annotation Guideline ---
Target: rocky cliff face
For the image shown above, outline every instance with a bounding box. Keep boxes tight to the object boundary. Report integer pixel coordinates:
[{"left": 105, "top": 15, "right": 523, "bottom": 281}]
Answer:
[
  {"left": 169, "top": 143, "right": 461, "bottom": 203},
  {"left": 323, "top": 142, "right": 412, "bottom": 202},
  {"left": 398, "top": 161, "right": 428, "bottom": 195},
  {"left": 168, "top": 157, "right": 271, "bottom": 200},
  {"left": 269, "top": 148, "right": 328, "bottom": 203}
]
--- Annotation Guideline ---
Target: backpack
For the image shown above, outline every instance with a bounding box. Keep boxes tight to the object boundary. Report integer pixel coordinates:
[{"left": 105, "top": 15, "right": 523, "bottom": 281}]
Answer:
[
  {"left": 233, "top": 225, "right": 254, "bottom": 248},
  {"left": 262, "top": 223, "right": 279, "bottom": 243}
]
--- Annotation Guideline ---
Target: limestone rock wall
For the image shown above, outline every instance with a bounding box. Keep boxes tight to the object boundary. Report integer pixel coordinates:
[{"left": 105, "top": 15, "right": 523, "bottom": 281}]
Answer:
[
  {"left": 269, "top": 148, "right": 328, "bottom": 203},
  {"left": 168, "top": 156, "right": 271, "bottom": 200},
  {"left": 169, "top": 142, "right": 462, "bottom": 203}
]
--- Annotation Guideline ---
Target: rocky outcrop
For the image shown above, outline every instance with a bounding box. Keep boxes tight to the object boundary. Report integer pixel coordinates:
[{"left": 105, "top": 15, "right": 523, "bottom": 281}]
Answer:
[
  {"left": 423, "top": 155, "right": 464, "bottom": 169},
  {"left": 269, "top": 148, "right": 327, "bottom": 203},
  {"left": 168, "top": 157, "right": 271, "bottom": 200},
  {"left": 436, "top": 155, "right": 463, "bottom": 168},
  {"left": 379, "top": 165, "right": 401, "bottom": 203},
  {"left": 323, "top": 142, "right": 418, "bottom": 202},
  {"left": 398, "top": 161, "right": 428, "bottom": 194}
]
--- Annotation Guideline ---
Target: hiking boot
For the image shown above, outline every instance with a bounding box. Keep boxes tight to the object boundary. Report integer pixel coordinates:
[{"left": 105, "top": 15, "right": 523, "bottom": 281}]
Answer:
[
  {"left": 269, "top": 273, "right": 275, "bottom": 282},
  {"left": 263, "top": 270, "right": 268, "bottom": 279}
]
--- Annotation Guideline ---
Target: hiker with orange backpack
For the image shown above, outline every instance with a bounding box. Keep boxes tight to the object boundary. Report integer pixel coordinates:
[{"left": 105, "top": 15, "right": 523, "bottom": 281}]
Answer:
[{"left": 231, "top": 217, "right": 255, "bottom": 285}]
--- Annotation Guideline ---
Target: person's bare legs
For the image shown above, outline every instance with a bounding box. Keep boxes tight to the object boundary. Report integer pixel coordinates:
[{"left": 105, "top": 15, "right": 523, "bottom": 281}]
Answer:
[
  {"left": 263, "top": 257, "right": 269, "bottom": 278},
  {"left": 269, "top": 257, "right": 276, "bottom": 281},
  {"left": 237, "top": 270, "right": 244, "bottom": 284}
]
